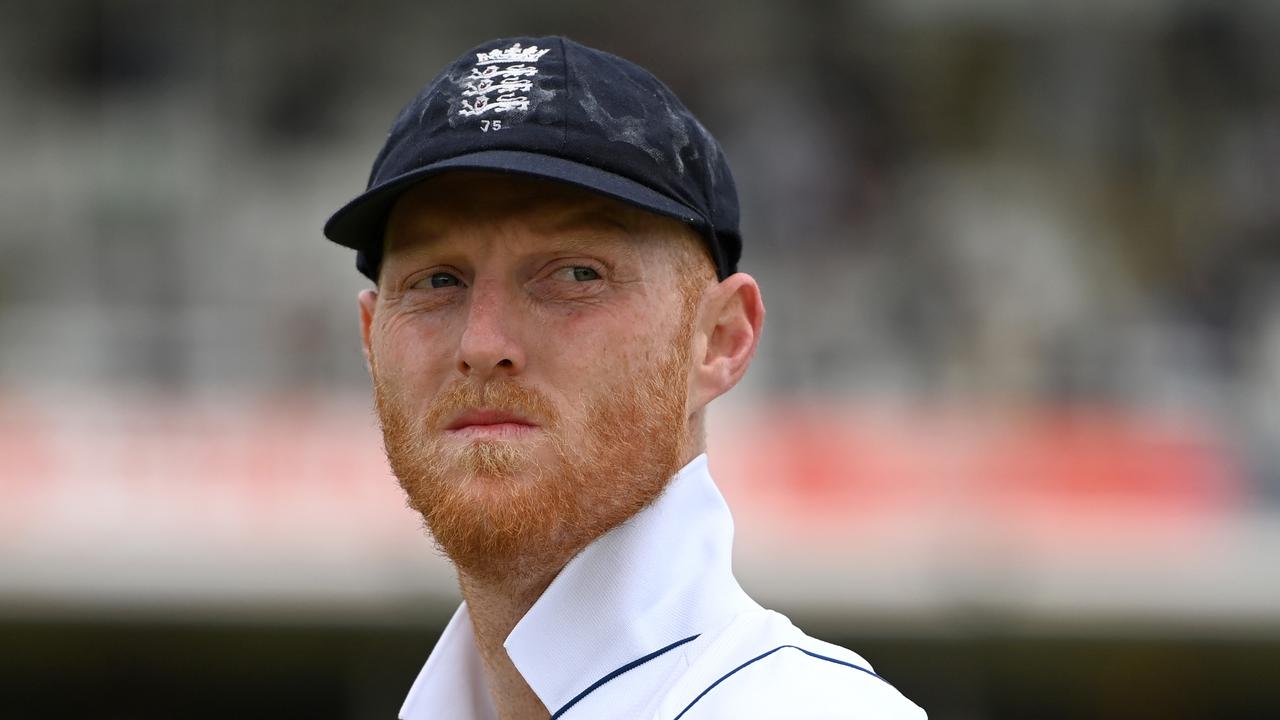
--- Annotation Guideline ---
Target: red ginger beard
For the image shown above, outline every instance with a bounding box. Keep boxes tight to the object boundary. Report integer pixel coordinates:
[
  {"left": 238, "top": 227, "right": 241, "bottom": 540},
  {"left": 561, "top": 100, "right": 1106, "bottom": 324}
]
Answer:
[{"left": 371, "top": 320, "right": 695, "bottom": 586}]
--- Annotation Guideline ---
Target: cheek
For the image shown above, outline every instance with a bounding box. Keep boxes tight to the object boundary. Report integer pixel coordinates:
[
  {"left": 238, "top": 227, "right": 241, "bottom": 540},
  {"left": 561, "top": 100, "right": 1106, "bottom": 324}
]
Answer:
[
  {"left": 535, "top": 309, "right": 671, "bottom": 390},
  {"left": 372, "top": 312, "right": 457, "bottom": 387}
]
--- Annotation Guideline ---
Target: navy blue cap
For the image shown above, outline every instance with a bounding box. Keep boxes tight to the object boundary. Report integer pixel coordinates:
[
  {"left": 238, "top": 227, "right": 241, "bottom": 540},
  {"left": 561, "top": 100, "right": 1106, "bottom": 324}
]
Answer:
[{"left": 323, "top": 36, "right": 741, "bottom": 281}]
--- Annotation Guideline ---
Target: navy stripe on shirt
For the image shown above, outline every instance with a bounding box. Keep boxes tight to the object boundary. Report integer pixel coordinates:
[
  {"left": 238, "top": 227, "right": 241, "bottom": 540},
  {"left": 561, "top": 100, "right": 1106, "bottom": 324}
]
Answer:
[
  {"left": 672, "top": 644, "right": 885, "bottom": 719},
  {"left": 551, "top": 633, "right": 701, "bottom": 719}
]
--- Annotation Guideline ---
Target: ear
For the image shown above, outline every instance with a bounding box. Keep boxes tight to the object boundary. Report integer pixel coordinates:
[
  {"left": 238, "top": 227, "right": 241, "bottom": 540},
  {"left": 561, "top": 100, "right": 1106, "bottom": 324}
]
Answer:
[
  {"left": 689, "top": 273, "right": 764, "bottom": 413},
  {"left": 358, "top": 288, "right": 378, "bottom": 372}
]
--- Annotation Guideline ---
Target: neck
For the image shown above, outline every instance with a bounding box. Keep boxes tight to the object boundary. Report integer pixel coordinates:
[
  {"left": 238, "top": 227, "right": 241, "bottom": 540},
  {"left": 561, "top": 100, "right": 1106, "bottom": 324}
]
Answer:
[{"left": 458, "top": 567, "right": 559, "bottom": 720}]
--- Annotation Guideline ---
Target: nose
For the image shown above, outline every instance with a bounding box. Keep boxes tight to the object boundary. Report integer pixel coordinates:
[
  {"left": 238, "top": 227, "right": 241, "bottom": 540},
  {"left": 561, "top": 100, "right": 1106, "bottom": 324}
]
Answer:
[{"left": 455, "top": 280, "right": 525, "bottom": 379}]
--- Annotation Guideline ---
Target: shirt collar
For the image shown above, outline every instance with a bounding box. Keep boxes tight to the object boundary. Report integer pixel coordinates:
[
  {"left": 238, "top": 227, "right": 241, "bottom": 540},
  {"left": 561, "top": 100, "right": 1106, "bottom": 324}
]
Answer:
[
  {"left": 504, "top": 452, "right": 756, "bottom": 715},
  {"left": 399, "top": 602, "right": 498, "bottom": 720},
  {"left": 398, "top": 453, "right": 755, "bottom": 720}
]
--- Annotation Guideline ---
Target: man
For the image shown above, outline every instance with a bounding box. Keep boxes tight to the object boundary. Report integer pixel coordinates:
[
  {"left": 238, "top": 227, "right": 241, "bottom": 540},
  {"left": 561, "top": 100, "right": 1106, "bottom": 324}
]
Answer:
[{"left": 324, "top": 36, "right": 925, "bottom": 720}]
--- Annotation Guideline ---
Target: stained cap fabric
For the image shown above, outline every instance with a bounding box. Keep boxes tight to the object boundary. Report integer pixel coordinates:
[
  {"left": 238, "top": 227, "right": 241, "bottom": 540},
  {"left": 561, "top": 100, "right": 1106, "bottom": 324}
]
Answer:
[{"left": 323, "top": 36, "right": 741, "bottom": 281}]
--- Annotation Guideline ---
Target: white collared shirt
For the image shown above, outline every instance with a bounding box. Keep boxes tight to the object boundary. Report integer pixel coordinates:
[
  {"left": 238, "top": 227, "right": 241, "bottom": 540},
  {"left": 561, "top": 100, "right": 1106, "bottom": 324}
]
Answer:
[{"left": 399, "top": 454, "right": 927, "bottom": 719}]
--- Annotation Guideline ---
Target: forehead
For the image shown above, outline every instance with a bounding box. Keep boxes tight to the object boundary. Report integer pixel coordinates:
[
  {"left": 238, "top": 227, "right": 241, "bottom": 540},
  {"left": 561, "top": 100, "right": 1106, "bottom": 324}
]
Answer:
[{"left": 383, "top": 171, "right": 669, "bottom": 256}]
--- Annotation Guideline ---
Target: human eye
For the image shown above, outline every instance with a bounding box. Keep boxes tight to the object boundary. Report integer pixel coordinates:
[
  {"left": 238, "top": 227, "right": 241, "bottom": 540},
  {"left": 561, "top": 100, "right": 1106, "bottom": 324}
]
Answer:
[
  {"left": 411, "top": 271, "right": 463, "bottom": 289},
  {"left": 555, "top": 265, "right": 602, "bottom": 282}
]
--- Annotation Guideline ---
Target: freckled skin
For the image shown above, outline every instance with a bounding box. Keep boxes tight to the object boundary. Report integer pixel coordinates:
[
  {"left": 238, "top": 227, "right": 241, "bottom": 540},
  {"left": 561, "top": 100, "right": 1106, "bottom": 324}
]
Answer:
[{"left": 366, "top": 172, "right": 697, "bottom": 477}]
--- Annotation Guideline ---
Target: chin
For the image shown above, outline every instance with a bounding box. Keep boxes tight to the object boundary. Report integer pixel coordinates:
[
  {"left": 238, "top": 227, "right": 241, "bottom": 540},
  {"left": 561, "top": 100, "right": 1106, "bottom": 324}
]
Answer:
[{"left": 442, "top": 438, "right": 548, "bottom": 483}]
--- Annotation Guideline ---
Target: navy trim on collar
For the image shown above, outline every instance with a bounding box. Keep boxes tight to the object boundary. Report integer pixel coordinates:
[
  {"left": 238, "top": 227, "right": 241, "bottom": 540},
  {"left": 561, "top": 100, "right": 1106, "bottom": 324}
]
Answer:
[
  {"left": 551, "top": 634, "right": 701, "bottom": 719},
  {"left": 672, "top": 644, "right": 886, "bottom": 720}
]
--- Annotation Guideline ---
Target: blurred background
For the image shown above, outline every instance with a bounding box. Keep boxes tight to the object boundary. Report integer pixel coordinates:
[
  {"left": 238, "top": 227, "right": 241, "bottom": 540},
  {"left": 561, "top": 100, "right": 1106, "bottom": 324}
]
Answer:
[{"left": 2, "top": 0, "right": 1278, "bottom": 718}]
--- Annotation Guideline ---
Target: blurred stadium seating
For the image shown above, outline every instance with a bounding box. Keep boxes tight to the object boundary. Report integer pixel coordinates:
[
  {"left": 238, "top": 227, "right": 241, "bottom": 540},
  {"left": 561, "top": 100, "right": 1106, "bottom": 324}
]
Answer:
[{"left": 2, "top": 1, "right": 1278, "bottom": 718}]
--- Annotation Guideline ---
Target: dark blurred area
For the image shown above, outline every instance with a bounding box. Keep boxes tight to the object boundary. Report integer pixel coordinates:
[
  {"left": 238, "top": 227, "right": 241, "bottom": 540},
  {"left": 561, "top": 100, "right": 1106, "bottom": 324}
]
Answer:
[
  {"left": 2, "top": 1, "right": 1279, "bottom": 718},
  {"left": 3, "top": 620, "right": 1277, "bottom": 720}
]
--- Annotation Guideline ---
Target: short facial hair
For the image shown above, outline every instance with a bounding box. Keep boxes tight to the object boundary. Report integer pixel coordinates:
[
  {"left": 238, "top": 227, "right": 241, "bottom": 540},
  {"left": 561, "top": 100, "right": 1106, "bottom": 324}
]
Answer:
[{"left": 372, "top": 310, "right": 695, "bottom": 585}]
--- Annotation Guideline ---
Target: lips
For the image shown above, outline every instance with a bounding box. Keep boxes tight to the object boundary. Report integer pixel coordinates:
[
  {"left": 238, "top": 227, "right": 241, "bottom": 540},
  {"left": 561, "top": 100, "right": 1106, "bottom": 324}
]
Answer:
[{"left": 445, "top": 409, "right": 538, "bottom": 433}]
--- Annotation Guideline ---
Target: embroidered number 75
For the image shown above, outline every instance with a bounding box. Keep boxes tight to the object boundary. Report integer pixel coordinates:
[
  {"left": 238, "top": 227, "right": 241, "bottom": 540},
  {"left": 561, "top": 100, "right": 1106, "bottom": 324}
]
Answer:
[{"left": 480, "top": 120, "right": 503, "bottom": 132}]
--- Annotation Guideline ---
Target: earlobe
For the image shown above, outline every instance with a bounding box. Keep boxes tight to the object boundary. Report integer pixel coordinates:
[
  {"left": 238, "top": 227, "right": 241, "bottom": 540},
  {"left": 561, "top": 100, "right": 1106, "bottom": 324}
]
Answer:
[
  {"left": 358, "top": 289, "right": 378, "bottom": 371},
  {"left": 690, "top": 274, "right": 764, "bottom": 411}
]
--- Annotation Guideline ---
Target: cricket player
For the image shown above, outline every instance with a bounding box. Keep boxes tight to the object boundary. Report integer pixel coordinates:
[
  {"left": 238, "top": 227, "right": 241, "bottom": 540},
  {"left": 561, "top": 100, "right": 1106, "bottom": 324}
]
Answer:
[{"left": 324, "top": 35, "right": 926, "bottom": 720}]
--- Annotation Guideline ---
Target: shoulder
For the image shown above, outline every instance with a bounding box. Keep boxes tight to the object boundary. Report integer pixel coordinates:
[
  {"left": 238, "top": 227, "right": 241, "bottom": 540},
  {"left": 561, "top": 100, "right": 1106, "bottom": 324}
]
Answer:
[
  {"left": 674, "top": 640, "right": 927, "bottom": 720},
  {"left": 658, "top": 610, "right": 927, "bottom": 720}
]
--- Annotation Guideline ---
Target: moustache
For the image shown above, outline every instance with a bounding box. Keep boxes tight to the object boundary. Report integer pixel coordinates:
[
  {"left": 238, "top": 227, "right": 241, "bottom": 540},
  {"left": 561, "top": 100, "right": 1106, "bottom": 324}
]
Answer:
[{"left": 424, "top": 378, "right": 562, "bottom": 433}]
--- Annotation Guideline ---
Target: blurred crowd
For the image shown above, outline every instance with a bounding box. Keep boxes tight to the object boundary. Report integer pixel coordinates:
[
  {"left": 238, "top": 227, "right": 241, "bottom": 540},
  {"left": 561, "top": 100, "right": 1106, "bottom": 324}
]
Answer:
[{"left": 2, "top": 0, "right": 1278, "bottom": 498}]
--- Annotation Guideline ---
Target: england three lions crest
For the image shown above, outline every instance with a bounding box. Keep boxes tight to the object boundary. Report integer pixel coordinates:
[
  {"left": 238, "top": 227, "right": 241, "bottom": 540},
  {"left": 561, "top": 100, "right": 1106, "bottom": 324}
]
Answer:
[{"left": 453, "top": 43, "right": 552, "bottom": 127}]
